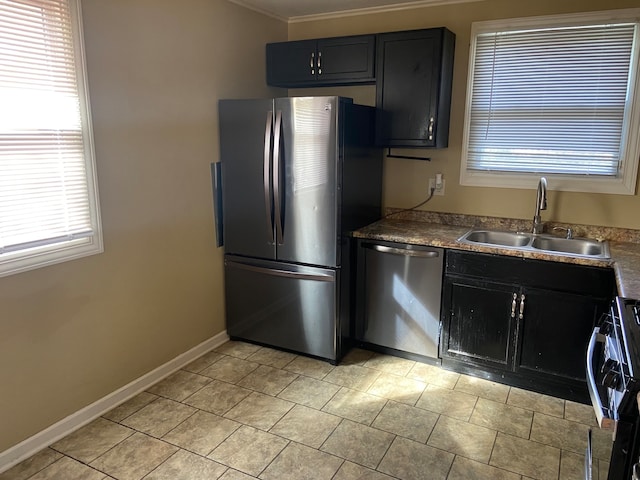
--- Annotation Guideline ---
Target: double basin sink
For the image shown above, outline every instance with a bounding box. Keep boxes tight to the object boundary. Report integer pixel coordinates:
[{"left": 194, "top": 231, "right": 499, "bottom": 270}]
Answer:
[{"left": 457, "top": 230, "right": 610, "bottom": 259}]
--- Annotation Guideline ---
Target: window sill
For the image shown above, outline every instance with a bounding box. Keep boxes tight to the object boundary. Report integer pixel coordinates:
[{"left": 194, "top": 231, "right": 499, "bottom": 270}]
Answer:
[
  {"left": 460, "top": 170, "right": 637, "bottom": 195},
  {"left": 0, "top": 235, "right": 103, "bottom": 278}
]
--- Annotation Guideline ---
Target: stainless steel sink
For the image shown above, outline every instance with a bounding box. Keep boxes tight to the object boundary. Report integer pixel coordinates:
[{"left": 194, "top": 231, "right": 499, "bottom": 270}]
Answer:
[
  {"left": 457, "top": 229, "right": 610, "bottom": 259},
  {"left": 530, "top": 236, "right": 609, "bottom": 257},
  {"left": 462, "top": 230, "right": 531, "bottom": 247}
]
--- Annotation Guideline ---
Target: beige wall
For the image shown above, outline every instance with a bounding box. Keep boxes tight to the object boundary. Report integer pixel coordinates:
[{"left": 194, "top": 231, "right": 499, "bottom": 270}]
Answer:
[
  {"left": 289, "top": 0, "right": 640, "bottom": 229},
  {"left": 0, "top": 0, "right": 286, "bottom": 453}
]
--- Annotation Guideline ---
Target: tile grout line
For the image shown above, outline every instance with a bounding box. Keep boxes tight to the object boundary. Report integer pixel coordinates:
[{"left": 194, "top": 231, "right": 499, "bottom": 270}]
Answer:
[
  {"left": 371, "top": 427, "right": 396, "bottom": 473},
  {"left": 252, "top": 435, "right": 291, "bottom": 479},
  {"left": 327, "top": 458, "right": 347, "bottom": 480},
  {"left": 138, "top": 449, "right": 182, "bottom": 480},
  {"left": 444, "top": 453, "right": 457, "bottom": 479}
]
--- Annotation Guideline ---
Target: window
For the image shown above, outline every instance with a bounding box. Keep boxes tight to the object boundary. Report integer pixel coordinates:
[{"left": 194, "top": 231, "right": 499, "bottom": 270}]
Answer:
[
  {"left": 460, "top": 9, "right": 640, "bottom": 194},
  {"left": 0, "top": 0, "right": 102, "bottom": 277}
]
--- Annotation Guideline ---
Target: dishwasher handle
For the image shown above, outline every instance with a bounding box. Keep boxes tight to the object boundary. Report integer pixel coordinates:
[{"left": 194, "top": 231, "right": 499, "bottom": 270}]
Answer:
[{"left": 362, "top": 242, "right": 440, "bottom": 258}]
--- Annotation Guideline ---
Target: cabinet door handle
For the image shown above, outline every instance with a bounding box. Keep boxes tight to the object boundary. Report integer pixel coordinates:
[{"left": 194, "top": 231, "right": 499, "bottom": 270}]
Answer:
[
  {"left": 310, "top": 52, "right": 315, "bottom": 75},
  {"left": 511, "top": 293, "right": 517, "bottom": 318},
  {"left": 317, "top": 51, "right": 322, "bottom": 75},
  {"left": 519, "top": 294, "right": 526, "bottom": 320},
  {"left": 428, "top": 116, "right": 435, "bottom": 141}
]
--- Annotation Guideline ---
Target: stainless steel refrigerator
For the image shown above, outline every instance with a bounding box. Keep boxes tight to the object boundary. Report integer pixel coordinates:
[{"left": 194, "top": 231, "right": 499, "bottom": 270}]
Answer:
[{"left": 212, "top": 96, "right": 382, "bottom": 363}]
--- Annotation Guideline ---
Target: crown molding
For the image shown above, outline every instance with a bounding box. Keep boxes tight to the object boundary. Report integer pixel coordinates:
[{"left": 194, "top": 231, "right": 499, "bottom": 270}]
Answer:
[
  {"left": 289, "top": 0, "right": 485, "bottom": 23},
  {"left": 226, "top": 0, "right": 485, "bottom": 24},
  {"left": 225, "top": 0, "right": 289, "bottom": 22}
]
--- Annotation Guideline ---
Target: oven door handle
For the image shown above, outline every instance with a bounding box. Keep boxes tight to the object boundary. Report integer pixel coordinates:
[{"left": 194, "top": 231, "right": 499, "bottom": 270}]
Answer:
[{"left": 586, "top": 327, "right": 616, "bottom": 430}]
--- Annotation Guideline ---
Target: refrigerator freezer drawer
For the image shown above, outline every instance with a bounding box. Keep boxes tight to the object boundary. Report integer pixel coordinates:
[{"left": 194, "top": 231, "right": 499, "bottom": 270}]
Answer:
[{"left": 224, "top": 255, "right": 339, "bottom": 361}]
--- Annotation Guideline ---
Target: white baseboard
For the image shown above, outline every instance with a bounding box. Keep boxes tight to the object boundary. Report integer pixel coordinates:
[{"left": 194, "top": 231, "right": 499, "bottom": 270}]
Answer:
[{"left": 0, "top": 330, "right": 229, "bottom": 474}]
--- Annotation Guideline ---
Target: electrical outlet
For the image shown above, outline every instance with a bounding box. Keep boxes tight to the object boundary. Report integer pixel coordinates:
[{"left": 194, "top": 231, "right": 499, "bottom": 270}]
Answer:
[{"left": 428, "top": 178, "right": 445, "bottom": 196}]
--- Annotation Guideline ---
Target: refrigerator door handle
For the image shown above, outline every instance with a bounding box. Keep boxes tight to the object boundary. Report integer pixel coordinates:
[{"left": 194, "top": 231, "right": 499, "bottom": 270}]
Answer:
[
  {"left": 226, "top": 258, "right": 334, "bottom": 282},
  {"left": 210, "top": 162, "right": 223, "bottom": 247},
  {"left": 264, "top": 111, "right": 274, "bottom": 244},
  {"left": 273, "top": 110, "right": 284, "bottom": 245}
]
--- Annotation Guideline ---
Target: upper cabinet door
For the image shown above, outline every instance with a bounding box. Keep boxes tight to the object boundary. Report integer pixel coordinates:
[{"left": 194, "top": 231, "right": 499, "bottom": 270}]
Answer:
[
  {"left": 266, "top": 35, "right": 375, "bottom": 88},
  {"left": 375, "top": 28, "right": 455, "bottom": 148},
  {"left": 267, "top": 39, "right": 317, "bottom": 87},
  {"left": 315, "top": 35, "right": 375, "bottom": 84}
]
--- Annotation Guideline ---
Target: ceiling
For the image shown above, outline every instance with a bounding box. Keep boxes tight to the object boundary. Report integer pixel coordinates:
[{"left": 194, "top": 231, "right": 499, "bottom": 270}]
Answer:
[{"left": 228, "top": 0, "right": 482, "bottom": 22}]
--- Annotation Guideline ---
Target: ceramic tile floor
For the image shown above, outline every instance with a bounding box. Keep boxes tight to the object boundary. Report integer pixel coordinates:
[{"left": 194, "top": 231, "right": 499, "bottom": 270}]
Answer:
[{"left": 1, "top": 341, "right": 614, "bottom": 480}]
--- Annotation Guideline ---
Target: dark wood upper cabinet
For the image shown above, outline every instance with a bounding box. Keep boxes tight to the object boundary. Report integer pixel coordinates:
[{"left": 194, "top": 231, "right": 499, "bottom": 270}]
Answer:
[
  {"left": 375, "top": 28, "right": 455, "bottom": 148},
  {"left": 266, "top": 35, "right": 375, "bottom": 88}
]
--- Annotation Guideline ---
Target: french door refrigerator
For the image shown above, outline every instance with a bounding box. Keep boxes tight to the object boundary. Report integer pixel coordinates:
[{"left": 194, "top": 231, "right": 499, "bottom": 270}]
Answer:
[{"left": 214, "top": 96, "right": 382, "bottom": 363}]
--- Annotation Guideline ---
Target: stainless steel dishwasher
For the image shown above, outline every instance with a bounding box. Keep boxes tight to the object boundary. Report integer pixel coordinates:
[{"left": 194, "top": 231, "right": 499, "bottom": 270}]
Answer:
[{"left": 356, "top": 240, "right": 443, "bottom": 361}]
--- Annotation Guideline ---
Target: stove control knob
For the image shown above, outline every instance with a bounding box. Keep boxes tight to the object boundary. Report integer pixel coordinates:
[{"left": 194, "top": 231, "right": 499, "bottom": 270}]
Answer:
[{"left": 601, "top": 358, "right": 621, "bottom": 389}]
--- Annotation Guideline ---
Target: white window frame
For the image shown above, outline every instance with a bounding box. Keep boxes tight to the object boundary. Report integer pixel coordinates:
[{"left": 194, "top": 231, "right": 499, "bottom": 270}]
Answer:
[
  {"left": 0, "top": 0, "right": 102, "bottom": 277},
  {"left": 460, "top": 9, "right": 640, "bottom": 195}
]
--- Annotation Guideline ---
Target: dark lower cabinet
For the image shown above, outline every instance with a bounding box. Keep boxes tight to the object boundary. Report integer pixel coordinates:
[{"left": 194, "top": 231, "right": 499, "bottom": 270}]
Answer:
[
  {"left": 516, "top": 287, "right": 602, "bottom": 381},
  {"left": 266, "top": 35, "right": 375, "bottom": 88},
  {"left": 441, "top": 250, "right": 615, "bottom": 402},
  {"left": 444, "top": 279, "right": 516, "bottom": 370}
]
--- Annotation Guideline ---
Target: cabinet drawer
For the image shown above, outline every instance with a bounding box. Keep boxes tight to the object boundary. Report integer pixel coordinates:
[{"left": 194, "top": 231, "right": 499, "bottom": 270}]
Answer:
[{"left": 445, "top": 250, "right": 614, "bottom": 297}]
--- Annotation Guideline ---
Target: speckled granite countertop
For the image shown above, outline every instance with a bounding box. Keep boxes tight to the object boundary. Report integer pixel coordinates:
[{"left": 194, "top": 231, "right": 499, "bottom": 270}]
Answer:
[
  {"left": 610, "top": 242, "right": 640, "bottom": 299},
  {"left": 353, "top": 212, "right": 640, "bottom": 300}
]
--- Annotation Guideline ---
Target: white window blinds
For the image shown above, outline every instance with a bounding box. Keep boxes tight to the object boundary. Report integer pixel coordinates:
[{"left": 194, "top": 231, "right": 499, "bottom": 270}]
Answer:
[
  {"left": 466, "top": 22, "right": 637, "bottom": 176},
  {"left": 0, "top": 0, "right": 101, "bottom": 275}
]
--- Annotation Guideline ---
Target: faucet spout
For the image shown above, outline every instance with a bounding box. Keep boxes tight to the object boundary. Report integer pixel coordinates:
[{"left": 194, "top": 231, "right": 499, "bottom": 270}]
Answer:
[{"left": 532, "top": 177, "right": 547, "bottom": 234}]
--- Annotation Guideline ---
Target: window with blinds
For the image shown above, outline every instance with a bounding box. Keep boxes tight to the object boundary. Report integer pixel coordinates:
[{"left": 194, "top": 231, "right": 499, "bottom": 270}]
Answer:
[
  {"left": 461, "top": 10, "right": 640, "bottom": 194},
  {"left": 0, "top": 0, "right": 102, "bottom": 277}
]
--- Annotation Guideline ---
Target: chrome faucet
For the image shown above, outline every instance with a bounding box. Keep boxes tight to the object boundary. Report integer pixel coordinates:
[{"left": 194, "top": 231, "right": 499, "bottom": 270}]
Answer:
[{"left": 532, "top": 177, "right": 547, "bottom": 234}]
